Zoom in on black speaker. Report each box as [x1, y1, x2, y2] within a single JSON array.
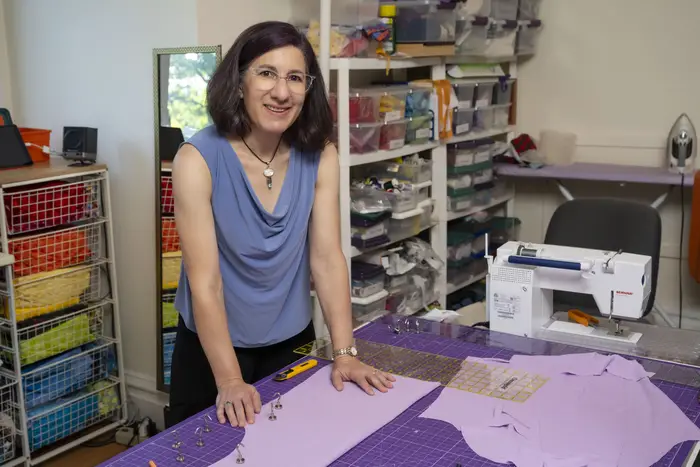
[[62, 126, 98, 166]]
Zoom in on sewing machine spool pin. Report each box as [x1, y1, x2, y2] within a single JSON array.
[[195, 427, 204, 447], [236, 443, 245, 464], [273, 392, 283, 410], [204, 414, 212, 433], [268, 401, 277, 421]]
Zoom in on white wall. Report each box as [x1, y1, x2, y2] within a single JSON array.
[[516, 0, 700, 328], [0, 0, 14, 113], [197, 0, 292, 50], [6, 0, 198, 407]]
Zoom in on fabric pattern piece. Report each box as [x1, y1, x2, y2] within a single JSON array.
[[420, 353, 700, 467], [211, 365, 440, 467]]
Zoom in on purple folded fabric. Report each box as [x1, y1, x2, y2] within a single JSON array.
[[420, 353, 700, 467], [211, 365, 440, 467]]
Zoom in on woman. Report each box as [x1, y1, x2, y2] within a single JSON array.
[[167, 21, 395, 429]]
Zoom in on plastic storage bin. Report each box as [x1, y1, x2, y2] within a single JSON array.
[[378, 159, 433, 184], [448, 190, 478, 212], [335, 122, 381, 154], [351, 217, 388, 241], [447, 173, 474, 196], [406, 84, 433, 117], [518, 0, 541, 19], [517, 20, 543, 55], [386, 189, 419, 213], [447, 139, 494, 168], [452, 80, 476, 109], [474, 106, 495, 131], [351, 262, 386, 298], [474, 80, 497, 107], [485, 20, 518, 57], [493, 104, 511, 128], [377, 86, 410, 122], [379, 119, 409, 150], [491, 0, 518, 20], [389, 211, 423, 240], [329, 89, 381, 123], [456, 0, 491, 17], [405, 114, 433, 144], [393, 0, 457, 44], [455, 16, 489, 55], [452, 108, 475, 135], [351, 289, 388, 323], [448, 159, 493, 176], [493, 78, 515, 105], [416, 185, 431, 204]]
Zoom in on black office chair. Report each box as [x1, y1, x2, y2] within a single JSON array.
[[544, 198, 661, 318]]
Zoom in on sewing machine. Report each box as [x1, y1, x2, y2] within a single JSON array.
[[486, 241, 652, 345]]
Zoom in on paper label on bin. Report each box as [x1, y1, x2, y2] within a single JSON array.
[[456, 123, 470, 134], [355, 223, 386, 239], [475, 150, 492, 164], [455, 154, 475, 166], [389, 139, 404, 150], [476, 98, 490, 107], [458, 101, 473, 110], [456, 200, 472, 211], [385, 110, 401, 122], [416, 128, 431, 139]]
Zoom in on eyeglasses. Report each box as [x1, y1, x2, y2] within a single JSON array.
[[248, 67, 315, 95]]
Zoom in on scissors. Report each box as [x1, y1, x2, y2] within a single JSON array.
[[568, 309, 599, 327]]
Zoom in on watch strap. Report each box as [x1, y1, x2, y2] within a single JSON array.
[[332, 346, 357, 359]]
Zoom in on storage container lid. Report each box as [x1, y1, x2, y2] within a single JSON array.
[[352, 261, 386, 281], [350, 288, 389, 305]]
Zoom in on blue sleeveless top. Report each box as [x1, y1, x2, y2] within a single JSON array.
[[174, 125, 320, 348]]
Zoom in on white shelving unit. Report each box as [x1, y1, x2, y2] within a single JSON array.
[[0, 162, 127, 466], [312, 0, 520, 335]]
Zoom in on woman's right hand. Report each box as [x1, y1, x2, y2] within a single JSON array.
[[215, 379, 262, 427]]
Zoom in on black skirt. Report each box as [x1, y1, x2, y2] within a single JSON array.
[[165, 316, 315, 428]]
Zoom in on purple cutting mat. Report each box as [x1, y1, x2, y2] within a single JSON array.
[[98, 321, 700, 467]]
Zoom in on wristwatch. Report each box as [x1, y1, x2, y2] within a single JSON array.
[[332, 346, 358, 360]]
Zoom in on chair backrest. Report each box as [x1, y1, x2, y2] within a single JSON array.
[[544, 198, 661, 317]]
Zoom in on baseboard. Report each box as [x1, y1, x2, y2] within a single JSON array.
[[125, 370, 169, 431]]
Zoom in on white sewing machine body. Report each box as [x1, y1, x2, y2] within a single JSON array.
[[487, 241, 652, 342]]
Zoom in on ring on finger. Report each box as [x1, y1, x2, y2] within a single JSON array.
[[225, 401, 233, 406]]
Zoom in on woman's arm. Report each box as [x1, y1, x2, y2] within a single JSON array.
[[173, 144, 241, 384], [172, 144, 261, 425], [309, 144, 394, 394], [309, 144, 354, 351]]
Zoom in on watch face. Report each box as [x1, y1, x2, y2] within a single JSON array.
[[350, 347, 358, 356]]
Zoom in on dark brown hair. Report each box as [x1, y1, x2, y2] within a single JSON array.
[[207, 21, 332, 153]]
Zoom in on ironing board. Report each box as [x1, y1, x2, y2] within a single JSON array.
[[494, 162, 693, 209]]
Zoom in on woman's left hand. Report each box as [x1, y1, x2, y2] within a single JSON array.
[[331, 357, 396, 395]]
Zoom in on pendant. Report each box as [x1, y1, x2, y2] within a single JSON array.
[[263, 166, 274, 190]]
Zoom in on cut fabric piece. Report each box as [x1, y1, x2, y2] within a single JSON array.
[[211, 364, 440, 467], [420, 353, 700, 467]]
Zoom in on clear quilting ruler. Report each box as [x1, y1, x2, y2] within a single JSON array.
[[294, 338, 548, 402]]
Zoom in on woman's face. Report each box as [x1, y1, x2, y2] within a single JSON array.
[[241, 46, 309, 136]]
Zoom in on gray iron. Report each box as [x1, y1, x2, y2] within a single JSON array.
[[667, 113, 696, 174]]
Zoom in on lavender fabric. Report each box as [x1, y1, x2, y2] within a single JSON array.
[[420, 353, 700, 467], [211, 365, 440, 467]]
